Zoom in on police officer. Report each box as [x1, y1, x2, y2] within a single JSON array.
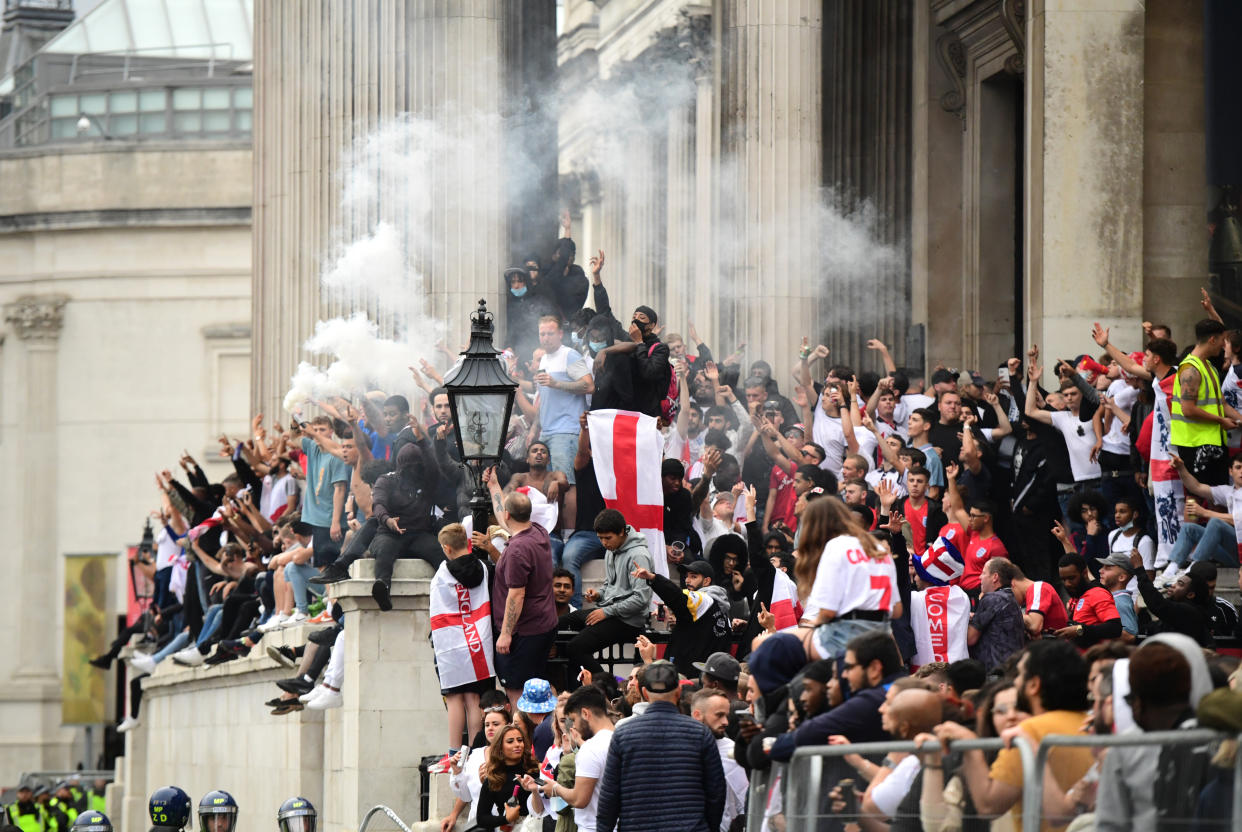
[[276, 798, 316, 832], [65, 779, 87, 814], [148, 786, 192, 832], [69, 811, 112, 832], [4, 784, 46, 832], [197, 792, 237, 832], [46, 784, 78, 832], [86, 782, 107, 815]]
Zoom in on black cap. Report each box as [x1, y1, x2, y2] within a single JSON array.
[[684, 560, 717, 582], [1188, 561, 1218, 582], [930, 368, 956, 385], [692, 651, 741, 683], [641, 660, 680, 693]]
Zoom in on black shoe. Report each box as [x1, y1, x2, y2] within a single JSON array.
[[204, 647, 238, 666], [267, 645, 297, 668], [264, 696, 286, 707], [89, 655, 112, 669], [271, 700, 304, 716], [277, 676, 315, 696], [310, 563, 350, 585], [371, 579, 392, 612], [309, 625, 342, 647]]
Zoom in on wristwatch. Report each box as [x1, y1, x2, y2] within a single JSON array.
[[1077, 624, 1084, 637]]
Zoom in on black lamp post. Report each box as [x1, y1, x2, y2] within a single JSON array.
[[443, 299, 519, 535]]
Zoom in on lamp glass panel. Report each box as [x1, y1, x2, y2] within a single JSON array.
[[453, 392, 508, 459]]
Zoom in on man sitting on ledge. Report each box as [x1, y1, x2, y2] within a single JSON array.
[[559, 509, 654, 677]]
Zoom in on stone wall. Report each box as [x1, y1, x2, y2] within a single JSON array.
[[113, 561, 453, 832]]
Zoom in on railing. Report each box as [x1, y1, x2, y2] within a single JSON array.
[[357, 805, 412, 832], [18, 769, 113, 787], [68, 43, 239, 84], [776, 732, 1242, 832]]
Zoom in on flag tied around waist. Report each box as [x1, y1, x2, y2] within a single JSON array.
[[429, 563, 495, 689], [587, 409, 668, 581]]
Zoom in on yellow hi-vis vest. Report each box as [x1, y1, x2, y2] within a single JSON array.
[[1171, 353, 1225, 447]]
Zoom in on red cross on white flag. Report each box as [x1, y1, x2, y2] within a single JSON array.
[[587, 409, 668, 579]]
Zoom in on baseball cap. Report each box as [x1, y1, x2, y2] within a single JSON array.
[[930, 368, 956, 386], [967, 371, 986, 387], [640, 660, 680, 693], [684, 560, 717, 582], [1099, 553, 1136, 574], [710, 491, 735, 507], [692, 651, 741, 683]]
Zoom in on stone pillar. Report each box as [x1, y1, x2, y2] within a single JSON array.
[[252, 1, 507, 416], [664, 98, 695, 338], [720, 0, 823, 371], [1, 294, 71, 781], [1143, 0, 1207, 339], [332, 559, 445, 830], [1026, 0, 1145, 359], [692, 61, 719, 349]]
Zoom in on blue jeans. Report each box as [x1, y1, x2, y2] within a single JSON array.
[[541, 432, 580, 485], [197, 604, 224, 646], [151, 630, 190, 664], [1168, 518, 1240, 567], [561, 530, 605, 607], [284, 561, 323, 613], [813, 618, 889, 661]]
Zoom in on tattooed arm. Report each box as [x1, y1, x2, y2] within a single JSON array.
[[496, 585, 525, 655]]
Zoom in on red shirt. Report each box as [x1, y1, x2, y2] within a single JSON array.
[[1024, 580, 1068, 632], [1067, 586, 1120, 626], [905, 499, 931, 555], [960, 532, 1008, 591], [768, 461, 798, 531]]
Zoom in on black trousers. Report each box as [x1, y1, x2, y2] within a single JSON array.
[[558, 609, 642, 676], [369, 528, 444, 585], [334, 517, 380, 569]]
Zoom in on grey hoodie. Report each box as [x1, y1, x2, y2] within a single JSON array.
[[599, 526, 655, 628]]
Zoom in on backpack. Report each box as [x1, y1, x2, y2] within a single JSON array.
[[648, 341, 680, 422]]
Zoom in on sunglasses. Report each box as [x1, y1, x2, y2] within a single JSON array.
[[483, 705, 508, 713]]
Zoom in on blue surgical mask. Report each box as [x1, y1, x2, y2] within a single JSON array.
[[589, 341, 607, 353], [1118, 520, 1134, 532], [570, 331, 584, 347], [510, 287, 527, 298]]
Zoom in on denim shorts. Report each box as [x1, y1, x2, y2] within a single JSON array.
[[813, 617, 890, 660], [540, 432, 579, 485]]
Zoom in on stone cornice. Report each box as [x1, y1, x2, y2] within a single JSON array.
[[4, 294, 67, 340]]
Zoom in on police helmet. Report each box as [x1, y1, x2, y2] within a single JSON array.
[[148, 787, 192, 832], [276, 797, 316, 832], [72, 812, 114, 832], [197, 791, 238, 832]]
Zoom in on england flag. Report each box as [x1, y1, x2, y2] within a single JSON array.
[[586, 409, 668, 579], [429, 564, 494, 689]]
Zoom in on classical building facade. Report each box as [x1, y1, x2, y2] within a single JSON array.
[[0, 0, 253, 780]]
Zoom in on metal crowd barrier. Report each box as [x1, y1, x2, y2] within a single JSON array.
[[776, 732, 1242, 832], [784, 737, 1035, 832], [357, 805, 412, 832], [1023, 730, 1242, 832]]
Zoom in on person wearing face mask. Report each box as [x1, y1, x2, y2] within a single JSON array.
[[505, 266, 557, 366], [366, 443, 449, 611], [589, 305, 672, 420]]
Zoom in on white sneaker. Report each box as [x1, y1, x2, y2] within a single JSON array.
[[285, 610, 309, 626], [172, 646, 206, 667], [258, 613, 289, 633], [306, 687, 342, 710], [117, 716, 140, 733], [300, 686, 326, 705], [1155, 563, 1184, 587], [128, 653, 157, 676]]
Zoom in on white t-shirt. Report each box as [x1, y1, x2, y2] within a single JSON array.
[[665, 428, 705, 465], [803, 535, 898, 619], [865, 468, 907, 500], [1108, 527, 1155, 593], [573, 729, 613, 832], [1049, 410, 1102, 482], [1101, 379, 1139, 456], [1208, 484, 1242, 566], [894, 394, 935, 429], [448, 747, 486, 827], [1224, 365, 1242, 450], [718, 737, 750, 832], [811, 404, 847, 477], [155, 525, 181, 571], [262, 472, 298, 520], [869, 755, 922, 818], [852, 426, 878, 472]]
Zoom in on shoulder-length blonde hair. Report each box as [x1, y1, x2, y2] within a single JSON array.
[[484, 724, 538, 793], [794, 497, 887, 600]]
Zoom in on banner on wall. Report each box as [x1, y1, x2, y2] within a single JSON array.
[[63, 554, 112, 724]]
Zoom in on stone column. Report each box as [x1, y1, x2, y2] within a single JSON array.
[[332, 559, 445, 830], [1, 294, 71, 780], [251, 1, 507, 416], [1026, 0, 1145, 359], [720, 0, 823, 371], [1143, 0, 1207, 338]]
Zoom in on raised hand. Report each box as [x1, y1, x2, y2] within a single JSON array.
[[704, 361, 720, 382], [1092, 323, 1110, 348], [811, 344, 830, 361], [865, 338, 887, 352], [589, 249, 605, 277]]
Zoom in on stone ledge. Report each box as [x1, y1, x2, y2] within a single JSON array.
[[137, 623, 326, 692]]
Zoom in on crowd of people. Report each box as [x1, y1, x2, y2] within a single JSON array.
[[85, 213, 1242, 831]]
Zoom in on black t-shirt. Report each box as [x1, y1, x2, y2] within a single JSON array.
[[929, 420, 963, 466], [664, 486, 694, 547], [575, 458, 607, 530]]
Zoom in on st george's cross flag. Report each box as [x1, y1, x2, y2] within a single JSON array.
[[586, 409, 668, 580], [769, 569, 804, 631], [429, 562, 495, 688]]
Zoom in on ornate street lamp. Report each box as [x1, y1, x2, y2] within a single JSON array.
[[443, 299, 519, 534]]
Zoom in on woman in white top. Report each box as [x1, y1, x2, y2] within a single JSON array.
[[793, 497, 902, 660], [442, 708, 511, 832]]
